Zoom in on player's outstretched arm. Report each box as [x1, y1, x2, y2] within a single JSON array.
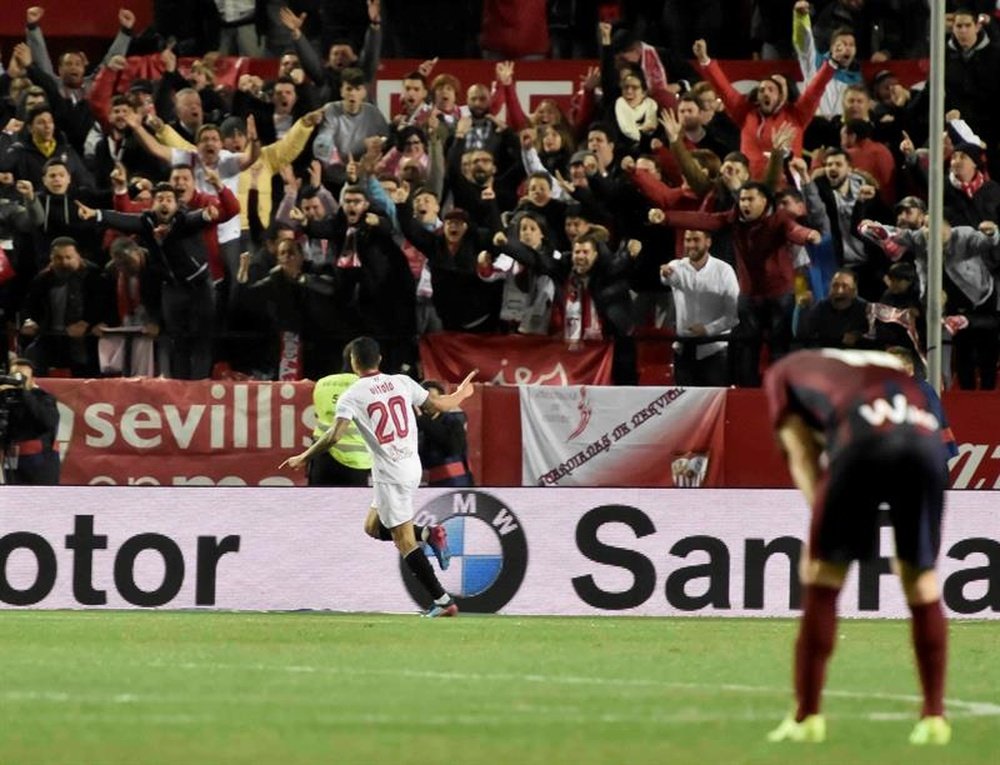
[[424, 370, 478, 414], [279, 417, 352, 470]]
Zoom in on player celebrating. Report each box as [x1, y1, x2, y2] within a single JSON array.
[[763, 349, 951, 745], [281, 336, 477, 617]]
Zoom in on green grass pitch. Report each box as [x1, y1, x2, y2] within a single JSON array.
[[1, 612, 997, 764]]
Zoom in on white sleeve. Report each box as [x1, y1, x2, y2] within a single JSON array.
[[169, 148, 191, 167], [403, 376, 429, 408], [334, 389, 358, 422]]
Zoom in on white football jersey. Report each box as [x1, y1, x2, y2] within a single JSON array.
[[335, 372, 429, 485]]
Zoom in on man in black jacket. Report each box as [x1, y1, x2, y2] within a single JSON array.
[[303, 185, 417, 372], [19, 237, 105, 377], [76, 184, 219, 379]]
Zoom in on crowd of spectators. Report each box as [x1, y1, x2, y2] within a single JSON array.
[[2, 1, 1000, 388]]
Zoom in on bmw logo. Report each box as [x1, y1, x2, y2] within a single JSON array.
[[402, 490, 528, 613]]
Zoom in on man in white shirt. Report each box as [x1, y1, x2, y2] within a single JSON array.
[[660, 229, 739, 386], [280, 336, 477, 617]]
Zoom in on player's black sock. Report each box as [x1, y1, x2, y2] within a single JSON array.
[[403, 548, 446, 600], [375, 522, 393, 541], [413, 524, 427, 543]]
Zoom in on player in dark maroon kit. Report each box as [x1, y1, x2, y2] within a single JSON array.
[[763, 349, 951, 746]]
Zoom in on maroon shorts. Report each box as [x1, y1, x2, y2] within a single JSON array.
[[810, 430, 946, 570]]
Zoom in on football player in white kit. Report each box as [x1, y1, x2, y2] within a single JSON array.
[[281, 337, 477, 617]]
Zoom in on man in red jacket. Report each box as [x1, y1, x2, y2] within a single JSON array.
[[653, 181, 821, 386], [692, 38, 836, 178]]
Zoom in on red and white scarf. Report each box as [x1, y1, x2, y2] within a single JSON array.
[[563, 275, 603, 344], [950, 169, 985, 199]]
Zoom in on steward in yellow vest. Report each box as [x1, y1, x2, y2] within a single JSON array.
[[308, 371, 372, 486]]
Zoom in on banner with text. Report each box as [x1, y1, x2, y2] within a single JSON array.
[[43, 378, 317, 487], [520, 386, 726, 486], [420, 332, 613, 386], [2, 488, 995, 619]]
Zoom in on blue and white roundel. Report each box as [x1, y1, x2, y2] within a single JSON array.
[[427, 515, 504, 597]]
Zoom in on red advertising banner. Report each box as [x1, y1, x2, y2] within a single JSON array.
[[43, 378, 316, 487], [0, 1, 153, 38], [941, 391, 1000, 490], [419, 332, 614, 386], [34, 378, 997, 489]]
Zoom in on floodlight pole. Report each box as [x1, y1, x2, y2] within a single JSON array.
[[926, 3, 945, 391]]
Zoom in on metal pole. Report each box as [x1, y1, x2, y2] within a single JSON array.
[[926, 2, 945, 391]]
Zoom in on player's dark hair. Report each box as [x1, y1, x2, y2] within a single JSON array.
[[351, 336, 381, 370]]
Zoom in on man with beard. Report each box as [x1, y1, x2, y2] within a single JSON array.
[[21, 8, 135, 151], [90, 95, 167, 186], [692, 37, 835, 178], [555, 231, 638, 384], [796, 268, 869, 349], [19, 237, 104, 376], [301, 186, 416, 372], [113, 164, 239, 288], [659, 229, 739, 385], [460, 83, 502, 153], [75, 184, 220, 379], [812, 146, 888, 299], [128, 113, 260, 291], [656, 181, 822, 386], [671, 93, 732, 163]]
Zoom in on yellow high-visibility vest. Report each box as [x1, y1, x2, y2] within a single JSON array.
[[312, 373, 372, 470]]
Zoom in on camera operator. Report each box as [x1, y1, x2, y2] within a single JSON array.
[[0, 358, 61, 485]]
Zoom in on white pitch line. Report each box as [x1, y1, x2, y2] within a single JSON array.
[[6, 660, 999, 722]]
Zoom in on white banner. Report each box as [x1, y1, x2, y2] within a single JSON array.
[[519, 386, 727, 487], [1, 488, 996, 618]]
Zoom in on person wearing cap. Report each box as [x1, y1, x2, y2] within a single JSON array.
[[691, 36, 835, 178], [944, 141, 1000, 229], [0, 357, 61, 485], [400, 199, 503, 334]]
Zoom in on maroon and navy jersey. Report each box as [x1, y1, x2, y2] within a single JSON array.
[[764, 349, 942, 463]]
